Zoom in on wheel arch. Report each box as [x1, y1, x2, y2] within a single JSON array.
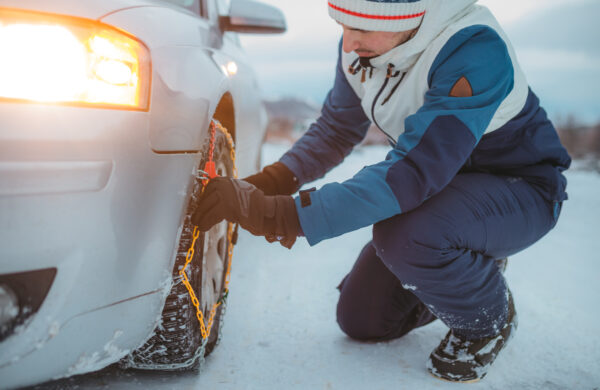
[[212, 92, 236, 145]]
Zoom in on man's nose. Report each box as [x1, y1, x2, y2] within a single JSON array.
[[342, 31, 359, 53]]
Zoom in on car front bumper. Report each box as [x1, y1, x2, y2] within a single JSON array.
[[0, 102, 201, 387]]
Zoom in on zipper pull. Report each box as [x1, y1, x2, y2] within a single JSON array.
[[386, 63, 401, 79], [361, 68, 367, 83], [348, 57, 361, 75], [386, 64, 394, 79]]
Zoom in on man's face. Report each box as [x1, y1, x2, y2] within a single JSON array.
[[340, 23, 417, 57]]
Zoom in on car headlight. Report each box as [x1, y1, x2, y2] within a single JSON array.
[[0, 8, 151, 110]]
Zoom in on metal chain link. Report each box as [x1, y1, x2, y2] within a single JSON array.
[[179, 120, 237, 340]]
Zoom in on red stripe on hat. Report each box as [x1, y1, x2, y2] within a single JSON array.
[[328, 2, 425, 20]]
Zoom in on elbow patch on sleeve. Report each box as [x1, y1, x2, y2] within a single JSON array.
[[449, 76, 473, 98], [385, 115, 476, 212]]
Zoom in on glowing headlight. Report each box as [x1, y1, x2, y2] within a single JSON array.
[[0, 9, 151, 110]]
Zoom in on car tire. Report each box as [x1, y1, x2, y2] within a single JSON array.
[[122, 125, 234, 370]]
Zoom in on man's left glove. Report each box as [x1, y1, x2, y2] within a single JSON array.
[[191, 177, 301, 249]]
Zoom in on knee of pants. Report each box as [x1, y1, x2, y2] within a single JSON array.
[[372, 212, 451, 275], [336, 290, 385, 341]]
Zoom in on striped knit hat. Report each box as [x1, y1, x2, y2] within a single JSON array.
[[328, 0, 426, 32]]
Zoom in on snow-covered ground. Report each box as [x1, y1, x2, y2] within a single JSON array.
[[32, 143, 600, 390]]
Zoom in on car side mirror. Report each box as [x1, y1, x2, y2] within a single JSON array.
[[220, 0, 286, 34]]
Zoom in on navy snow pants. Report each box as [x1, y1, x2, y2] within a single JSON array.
[[336, 173, 561, 341]]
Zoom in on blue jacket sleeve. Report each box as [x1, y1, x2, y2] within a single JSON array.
[[278, 40, 371, 185], [296, 26, 515, 245]]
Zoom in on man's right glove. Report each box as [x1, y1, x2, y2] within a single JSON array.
[[243, 162, 300, 196], [191, 177, 300, 249]]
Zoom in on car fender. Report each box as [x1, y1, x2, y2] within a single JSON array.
[[101, 6, 232, 153]]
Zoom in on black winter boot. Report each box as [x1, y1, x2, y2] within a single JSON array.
[[427, 291, 517, 383]]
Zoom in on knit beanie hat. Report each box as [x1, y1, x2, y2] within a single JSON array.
[[328, 0, 426, 32]]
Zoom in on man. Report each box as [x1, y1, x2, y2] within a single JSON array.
[[192, 0, 571, 382]]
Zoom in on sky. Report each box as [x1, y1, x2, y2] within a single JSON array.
[[239, 0, 600, 125]]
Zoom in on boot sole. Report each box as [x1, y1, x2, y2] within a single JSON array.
[[428, 371, 481, 384]]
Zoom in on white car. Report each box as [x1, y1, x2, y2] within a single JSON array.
[[0, 0, 285, 388]]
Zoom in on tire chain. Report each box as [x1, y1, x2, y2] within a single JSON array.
[[122, 120, 236, 370], [180, 120, 237, 340]]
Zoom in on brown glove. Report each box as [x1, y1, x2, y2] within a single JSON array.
[[243, 162, 300, 196], [191, 177, 300, 249]]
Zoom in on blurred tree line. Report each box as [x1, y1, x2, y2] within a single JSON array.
[[556, 116, 600, 160]]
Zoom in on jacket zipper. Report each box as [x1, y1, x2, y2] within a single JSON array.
[[371, 64, 403, 144], [382, 72, 407, 106]]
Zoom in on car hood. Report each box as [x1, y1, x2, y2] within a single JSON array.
[[0, 0, 181, 20]]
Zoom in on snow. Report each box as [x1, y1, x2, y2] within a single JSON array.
[[64, 330, 129, 378], [0, 285, 19, 327], [33, 143, 600, 389]]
